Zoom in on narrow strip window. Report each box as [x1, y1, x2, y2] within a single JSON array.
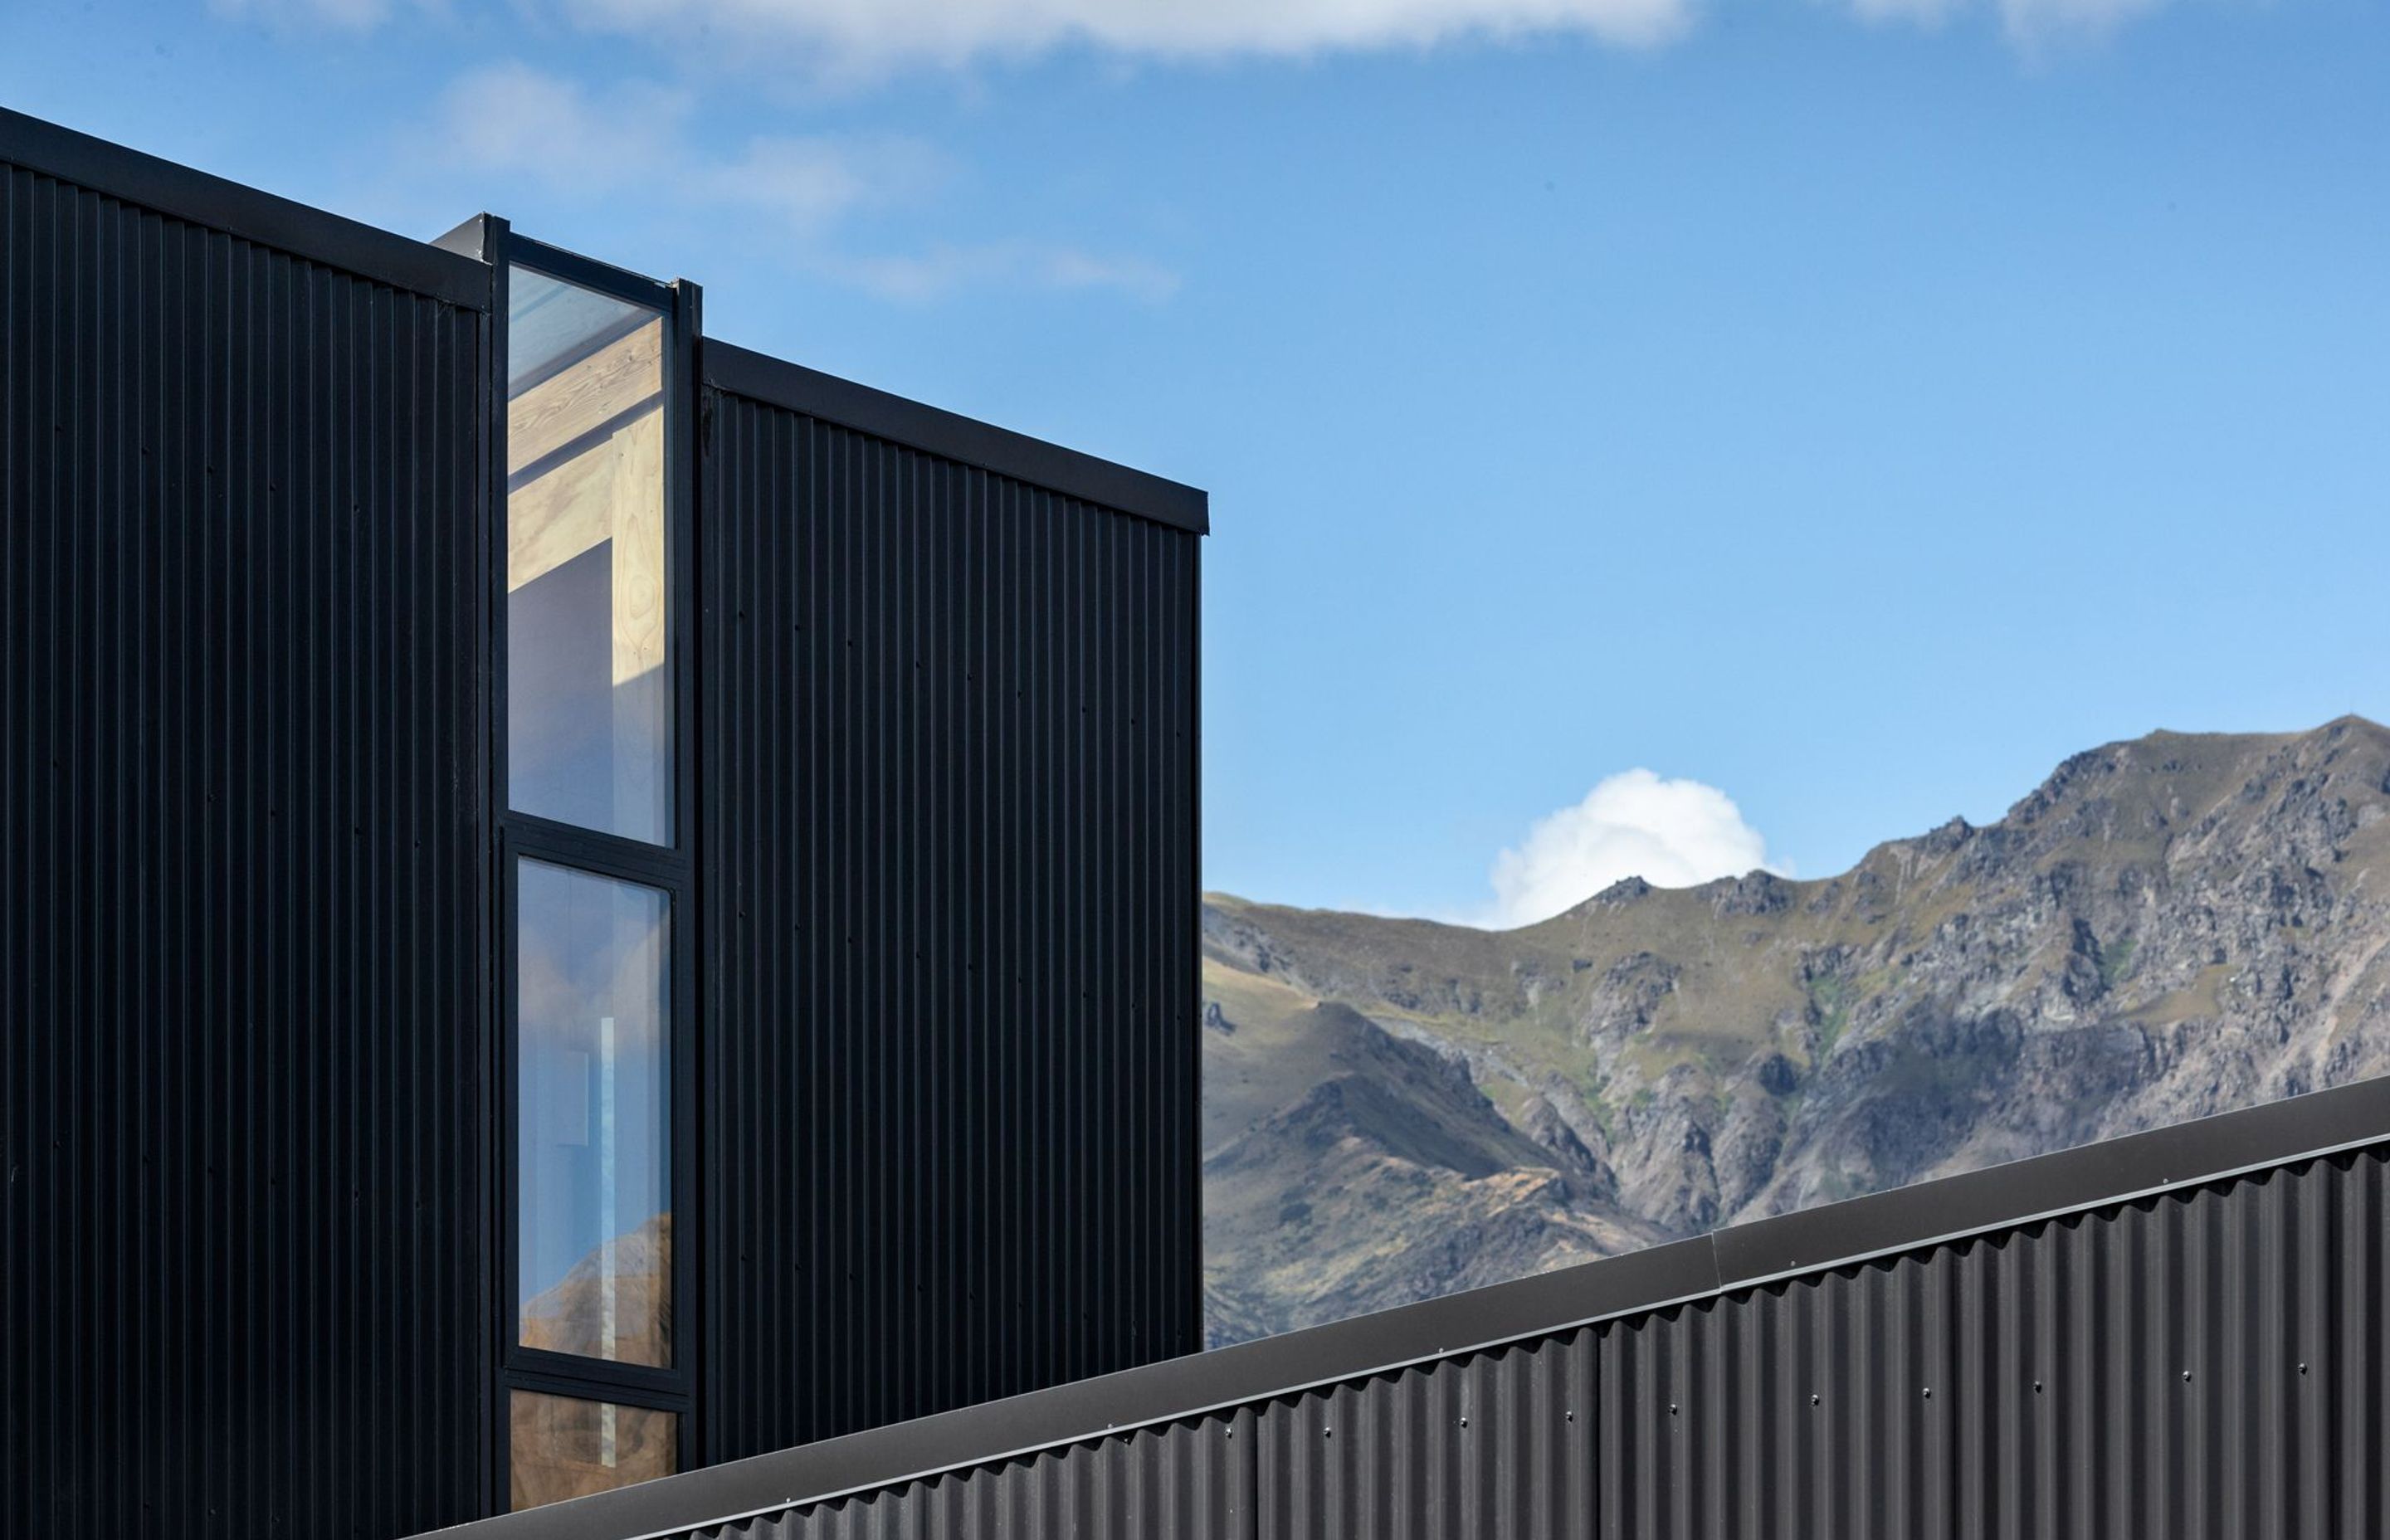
[[506, 269, 672, 845], [516, 858, 672, 1367], [494, 236, 693, 1512]]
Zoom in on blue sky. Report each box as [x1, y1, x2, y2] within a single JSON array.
[[9, 0, 2387, 924]]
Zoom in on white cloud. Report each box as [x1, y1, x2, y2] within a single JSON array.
[[554, 0, 1693, 73], [227, 0, 2187, 65], [420, 63, 1172, 300], [209, 0, 400, 29], [1843, 0, 1965, 22], [1841, 0, 2176, 46], [1475, 768, 1783, 929], [432, 63, 692, 195], [690, 136, 949, 236], [1994, 0, 2172, 46], [827, 240, 1183, 303]]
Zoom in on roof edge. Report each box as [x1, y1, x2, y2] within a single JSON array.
[[704, 340, 1209, 536], [0, 108, 489, 309], [419, 1075, 2390, 1540]]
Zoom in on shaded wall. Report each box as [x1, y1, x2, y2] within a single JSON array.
[[0, 125, 492, 1536], [697, 357, 1205, 1464], [2, 110, 1211, 1537]]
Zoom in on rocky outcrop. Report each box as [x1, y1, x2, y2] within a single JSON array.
[[1202, 719, 2390, 1343]]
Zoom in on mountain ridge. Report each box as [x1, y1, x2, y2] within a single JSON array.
[[1201, 717, 2390, 1343]]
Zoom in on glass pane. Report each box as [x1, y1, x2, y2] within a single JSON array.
[[517, 859, 671, 1366], [510, 1391, 676, 1511], [507, 266, 671, 845]]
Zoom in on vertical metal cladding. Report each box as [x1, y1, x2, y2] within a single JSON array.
[[0, 160, 488, 1537], [700, 386, 1202, 1464]]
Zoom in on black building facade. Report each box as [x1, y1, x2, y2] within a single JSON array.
[[0, 110, 1203, 1538]]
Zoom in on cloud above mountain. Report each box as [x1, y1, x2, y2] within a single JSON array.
[[1478, 768, 1781, 929]]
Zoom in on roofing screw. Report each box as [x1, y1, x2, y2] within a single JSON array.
[[1669, 1403, 1679, 1416], [1565, 1411, 1575, 1422], [1459, 1416, 1469, 1428], [2183, 1371, 2193, 1383], [2033, 1382, 2043, 1394], [1810, 1395, 1820, 1407], [1922, 1387, 1933, 1400], [2300, 1363, 2310, 1376]]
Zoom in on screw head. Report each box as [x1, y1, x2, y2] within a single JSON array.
[[1922, 1387, 1933, 1399], [2183, 1370, 2193, 1383], [1810, 1394, 1820, 1406]]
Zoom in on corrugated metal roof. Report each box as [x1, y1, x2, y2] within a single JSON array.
[[417, 1075, 2390, 1540]]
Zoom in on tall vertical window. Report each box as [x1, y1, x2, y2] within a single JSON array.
[[507, 268, 672, 845], [495, 236, 695, 1513], [516, 860, 671, 1367]]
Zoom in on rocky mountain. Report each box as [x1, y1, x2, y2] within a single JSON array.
[[1202, 718, 2390, 1344], [520, 1211, 673, 1366]]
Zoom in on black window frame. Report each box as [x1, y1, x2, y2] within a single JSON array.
[[488, 227, 703, 1504]]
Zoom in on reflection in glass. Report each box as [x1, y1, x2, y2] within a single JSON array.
[[517, 859, 671, 1366], [510, 1391, 676, 1511], [507, 267, 671, 844]]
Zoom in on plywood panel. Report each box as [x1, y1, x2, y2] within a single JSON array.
[[507, 410, 666, 675], [510, 317, 664, 477]]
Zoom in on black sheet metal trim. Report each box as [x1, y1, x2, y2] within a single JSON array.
[[412, 1073, 2390, 1540], [435, 212, 501, 264], [0, 106, 489, 308], [702, 340, 1210, 536]]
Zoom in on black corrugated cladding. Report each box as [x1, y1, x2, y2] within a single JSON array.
[[696, 344, 1206, 1465], [1261, 1332, 1598, 1538], [0, 115, 493, 1538], [1589, 1158, 2385, 1539], [418, 1079, 2390, 1540], [1274, 1153, 2390, 1538]]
